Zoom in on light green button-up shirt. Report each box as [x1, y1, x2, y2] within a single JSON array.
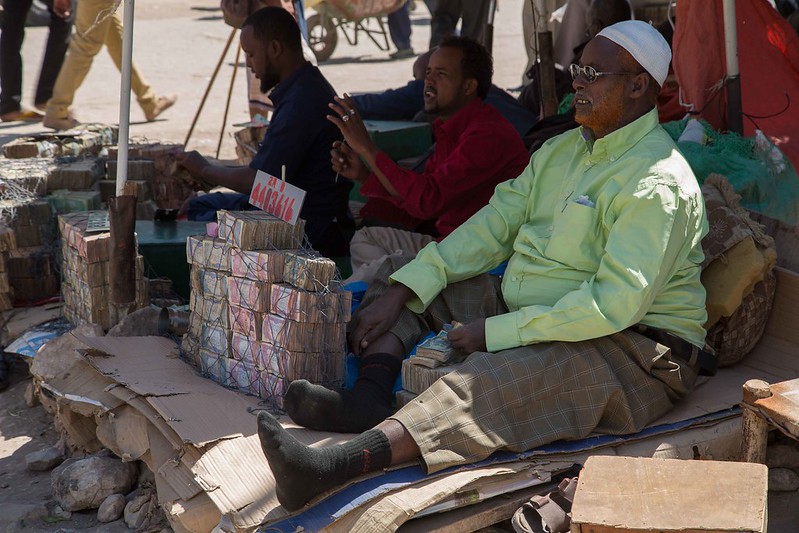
[[391, 108, 708, 352]]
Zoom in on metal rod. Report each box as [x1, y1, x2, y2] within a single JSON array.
[[116, 0, 136, 196], [722, 0, 743, 134], [216, 41, 241, 159], [184, 27, 237, 148]]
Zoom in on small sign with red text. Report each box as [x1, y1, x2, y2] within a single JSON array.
[[249, 170, 306, 225]]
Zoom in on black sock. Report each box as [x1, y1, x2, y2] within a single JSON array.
[[256, 411, 392, 511], [284, 352, 402, 433]]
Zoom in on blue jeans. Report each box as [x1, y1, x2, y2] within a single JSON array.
[[387, 0, 412, 51]]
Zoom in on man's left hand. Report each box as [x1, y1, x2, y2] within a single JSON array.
[[327, 94, 377, 159], [447, 319, 487, 354]]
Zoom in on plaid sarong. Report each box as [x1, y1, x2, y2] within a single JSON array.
[[353, 255, 698, 474]]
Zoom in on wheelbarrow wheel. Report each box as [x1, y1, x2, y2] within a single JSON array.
[[307, 13, 338, 62]]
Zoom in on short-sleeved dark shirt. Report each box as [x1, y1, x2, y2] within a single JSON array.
[[250, 62, 352, 246]]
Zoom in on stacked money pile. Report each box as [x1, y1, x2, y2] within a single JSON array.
[[1, 123, 116, 159], [0, 199, 54, 248], [0, 158, 53, 198], [233, 124, 268, 165], [182, 210, 351, 409], [0, 224, 17, 310], [396, 325, 465, 407], [58, 212, 148, 329], [8, 246, 58, 303], [107, 142, 194, 210]]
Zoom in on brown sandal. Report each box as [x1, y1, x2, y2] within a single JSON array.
[[511, 476, 578, 533]]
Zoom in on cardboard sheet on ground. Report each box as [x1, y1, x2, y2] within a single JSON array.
[[39, 267, 799, 532]]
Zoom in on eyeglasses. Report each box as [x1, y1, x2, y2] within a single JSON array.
[[568, 64, 643, 83]]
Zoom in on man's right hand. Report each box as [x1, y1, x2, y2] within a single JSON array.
[[350, 283, 414, 356], [175, 150, 210, 178], [331, 141, 369, 183]]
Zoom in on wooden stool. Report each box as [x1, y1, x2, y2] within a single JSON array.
[[741, 378, 799, 463], [571, 456, 768, 533]]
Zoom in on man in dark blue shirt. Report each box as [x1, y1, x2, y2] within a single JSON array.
[[177, 7, 353, 257]]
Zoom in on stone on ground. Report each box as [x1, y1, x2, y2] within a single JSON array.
[[51, 455, 139, 511], [98, 493, 127, 523], [25, 445, 64, 471]]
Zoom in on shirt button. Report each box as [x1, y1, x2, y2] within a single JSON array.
[[511, 276, 518, 282], [609, 156, 616, 161]]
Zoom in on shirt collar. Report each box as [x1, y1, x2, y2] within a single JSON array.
[[579, 107, 660, 161], [270, 61, 312, 105], [432, 98, 483, 142]]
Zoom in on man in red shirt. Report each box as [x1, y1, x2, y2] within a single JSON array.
[[330, 37, 530, 283]]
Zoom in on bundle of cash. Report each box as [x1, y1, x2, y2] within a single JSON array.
[[189, 293, 229, 329], [2, 136, 57, 158], [47, 190, 102, 214], [227, 276, 270, 312], [217, 210, 305, 250], [229, 247, 285, 282], [47, 158, 104, 191], [401, 358, 463, 395], [283, 251, 336, 291], [410, 322, 463, 367], [395, 389, 417, 409], [0, 225, 17, 253], [198, 323, 231, 356], [226, 357, 259, 394], [186, 235, 231, 271], [229, 304, 264, 341], [261, 314, 346, 353], [269, 283, 351, 323], [199, 348, 226, 382], [190, 267, 228, 300], [106, 159, 156, 182], [0, 158, 53, 196]]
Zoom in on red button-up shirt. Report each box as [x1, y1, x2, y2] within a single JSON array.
[[359, 98, 531, 239]]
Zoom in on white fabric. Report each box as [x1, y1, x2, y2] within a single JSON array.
[[597, 20, 671, 86]]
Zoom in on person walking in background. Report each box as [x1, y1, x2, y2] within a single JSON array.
[[387, 0, 414, 59], [42, 0, 176, 130], [428, 0, 490, 48], [0, 0, 73, 122]]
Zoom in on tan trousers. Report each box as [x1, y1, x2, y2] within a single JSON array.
[[346, 226, 435, 285], [46, 0, 157, 119]]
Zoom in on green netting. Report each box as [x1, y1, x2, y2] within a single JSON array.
[[663, 118, 799, 225]]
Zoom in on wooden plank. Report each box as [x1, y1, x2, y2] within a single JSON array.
[[397, 480, 560, 533], [762, 267, 799, 344]]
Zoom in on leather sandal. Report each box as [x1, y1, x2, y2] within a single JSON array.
[[511, 476, 578, 533], [1, 108, 44, 122]]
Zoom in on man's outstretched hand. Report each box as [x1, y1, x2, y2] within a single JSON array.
[[447, 319, 487, 354], [350, 283, 414, 356]]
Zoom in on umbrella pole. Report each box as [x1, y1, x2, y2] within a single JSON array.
[[723, 0, 743, 134], [110, 0, 138, 327]]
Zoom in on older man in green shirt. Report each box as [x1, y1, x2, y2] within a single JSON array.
[[255, 21, 713, 512]]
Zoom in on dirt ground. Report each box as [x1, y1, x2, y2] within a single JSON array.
[[0, 356, 132, 532], [2, 1, 799, 531]]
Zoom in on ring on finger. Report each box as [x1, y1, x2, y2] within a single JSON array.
[[342, 114, 350, 122], [347, 108, 356, 117]]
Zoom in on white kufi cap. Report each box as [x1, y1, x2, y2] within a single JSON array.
[[596, 20, 671, 87]]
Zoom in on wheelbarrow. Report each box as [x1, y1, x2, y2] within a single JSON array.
[[305, 0, 406, 61]]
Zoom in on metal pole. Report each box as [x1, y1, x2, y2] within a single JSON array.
[[109, 0, 138, 326], [722, 0, 743, 134], [116, 0, 135, 195]]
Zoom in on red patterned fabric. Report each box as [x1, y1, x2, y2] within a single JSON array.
[[671, 0, 799, 170]]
